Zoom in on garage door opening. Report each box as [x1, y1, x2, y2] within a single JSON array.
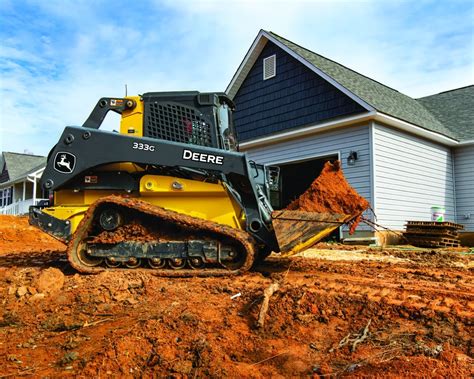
[[275, 154, 338, 209], [274, 154, 339, 240]]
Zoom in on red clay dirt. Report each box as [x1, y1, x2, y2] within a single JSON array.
[[0, 215, 473, 378], [286, 160, 370, 233], [0, 215, 66, 254]]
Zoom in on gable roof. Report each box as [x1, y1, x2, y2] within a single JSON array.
[[1, 152, 46, 184], [417, 86, 474, 141], [227, 30, 472, 144]]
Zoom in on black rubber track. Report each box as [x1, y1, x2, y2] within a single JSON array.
[[68, 195, 256, 276]]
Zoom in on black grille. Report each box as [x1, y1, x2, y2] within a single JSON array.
[[145, 101, 213, 147]]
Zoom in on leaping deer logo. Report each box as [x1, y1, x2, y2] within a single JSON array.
[[54, 152, 76, 174], [57, 154, 71, 171]]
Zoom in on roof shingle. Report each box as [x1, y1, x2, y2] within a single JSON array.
[[268, 31, 471, 141], [1, 152, 46, 184], [417, 86, 474, 141]]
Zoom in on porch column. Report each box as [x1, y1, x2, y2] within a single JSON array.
[[22, 181, 26, 201], [32, 178, 37, 204]]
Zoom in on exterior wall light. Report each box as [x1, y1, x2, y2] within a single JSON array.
[[347, 151, 358, 166]]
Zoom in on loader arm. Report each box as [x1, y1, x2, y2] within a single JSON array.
[[82, 98, 136, 129], [40, 126, 278, 250]]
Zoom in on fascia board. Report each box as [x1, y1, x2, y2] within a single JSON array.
[[374, 113, 459, 147]]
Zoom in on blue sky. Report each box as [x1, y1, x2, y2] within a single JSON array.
[[1, 0, 473, 155]]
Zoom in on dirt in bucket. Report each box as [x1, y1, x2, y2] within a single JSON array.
[[286, 160, 370, 233]]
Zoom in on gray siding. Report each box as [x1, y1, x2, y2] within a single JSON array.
[[373, 123, 455, 230], [243, 124, 373, 232], [454, 146, 474, 231]]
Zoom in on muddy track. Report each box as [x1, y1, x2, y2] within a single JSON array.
[[269, 259, 474, 321], [68, 195, 257, 276]]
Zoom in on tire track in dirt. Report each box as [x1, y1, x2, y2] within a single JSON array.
[[281, 261, 474, 321]]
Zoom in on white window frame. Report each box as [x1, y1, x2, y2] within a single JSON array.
[[1, 187, 12, 207], [263, 54, 276, 80]]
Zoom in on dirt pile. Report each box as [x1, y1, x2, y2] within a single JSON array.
[[286, 160, 370, 233], [0, 215, 66, 255]]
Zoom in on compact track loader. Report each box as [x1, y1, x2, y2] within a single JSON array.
[[29, 92, 357, 275]]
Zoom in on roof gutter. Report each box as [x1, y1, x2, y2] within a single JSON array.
[[374, 113, 459, 147], [457, 139, 474, 146], [238, 111, 461, 150], [0, 166, 46, 188], [0, 176, 32, 188]]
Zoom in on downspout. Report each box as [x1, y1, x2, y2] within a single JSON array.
[[451, 149, 457, 223]]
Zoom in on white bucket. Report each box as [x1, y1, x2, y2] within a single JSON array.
[[431, 206, 445, 222]]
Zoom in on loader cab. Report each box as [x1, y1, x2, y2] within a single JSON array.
[[83, 91, 239, 153], [140, 91, 238, 152]]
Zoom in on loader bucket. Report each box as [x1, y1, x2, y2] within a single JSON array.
[[272, 210, 355, 256]]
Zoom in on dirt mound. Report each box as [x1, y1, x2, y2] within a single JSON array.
[[0, 215, 66, 255], [286, 160, 370, 233]]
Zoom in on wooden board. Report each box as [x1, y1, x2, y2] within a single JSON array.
[[404, 229, 459, 238], [406, 221, 464, 230], [404, 235, 460, 248]]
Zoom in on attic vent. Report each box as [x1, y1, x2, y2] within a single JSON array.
[[263, 55, 276, 80]]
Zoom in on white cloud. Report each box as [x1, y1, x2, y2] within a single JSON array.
[[0, 0, 472, 155]]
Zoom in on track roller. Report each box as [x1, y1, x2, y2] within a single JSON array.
[[169, 258, 186, 269]]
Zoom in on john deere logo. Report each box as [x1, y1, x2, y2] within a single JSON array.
[[54, 152, 76, 174]]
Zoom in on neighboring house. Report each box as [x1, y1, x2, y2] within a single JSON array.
[[0, 152, 47, 215], [226, 30, 474, 244]]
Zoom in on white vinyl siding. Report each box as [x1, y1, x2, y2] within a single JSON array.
[[373, 123, 455, 230], [242, 124, 373, 231], [454, 146, 474, 231]]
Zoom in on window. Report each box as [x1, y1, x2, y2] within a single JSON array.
[[0, 187, 12, 207], [263, 54, 276, 80]]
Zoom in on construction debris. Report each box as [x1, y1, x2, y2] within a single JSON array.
[[256, 281, 281, 328], [404, 221, 464, 248], [330, 319, 372, 353]]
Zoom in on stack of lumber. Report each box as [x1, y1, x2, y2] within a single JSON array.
[[404, 221, 464, 248]]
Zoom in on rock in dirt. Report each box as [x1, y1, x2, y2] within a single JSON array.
[[172, 360, 193, 375], [16, 286, 28, 297], [33, 268, 65, 294], [28, 293, 46, 302]]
